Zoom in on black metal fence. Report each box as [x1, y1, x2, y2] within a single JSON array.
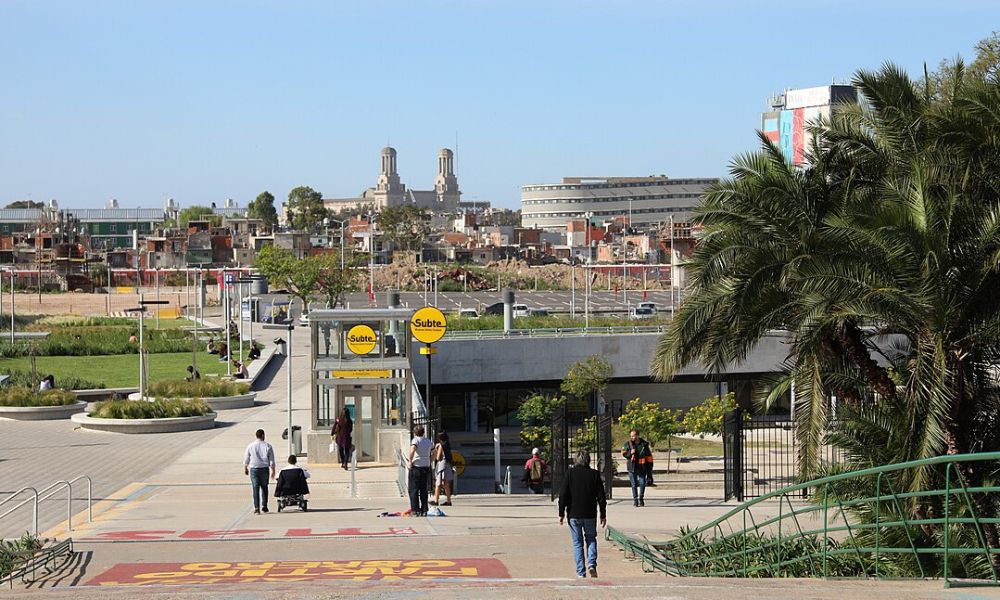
[[723, 408, 842, 501], [549, 405, 613, 501]]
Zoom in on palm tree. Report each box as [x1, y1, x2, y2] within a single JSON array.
[[653, 63, 1000, 492]]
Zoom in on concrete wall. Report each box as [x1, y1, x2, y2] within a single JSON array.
[[412, 331, 791, 386]]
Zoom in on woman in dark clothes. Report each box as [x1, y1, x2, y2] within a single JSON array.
[[331, 408, 353, 470]]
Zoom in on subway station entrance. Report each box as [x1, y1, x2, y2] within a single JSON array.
[[306, 308, 420, 464]]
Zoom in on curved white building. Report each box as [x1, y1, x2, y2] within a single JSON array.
[[520, 176, 716, 230]]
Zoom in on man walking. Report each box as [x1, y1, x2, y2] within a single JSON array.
[[558, 450, 607, 578], [244, 429, 275, 514], [523, 448, 547, 494], [408, 424, 433, 516], [622, 428, 653, 507]]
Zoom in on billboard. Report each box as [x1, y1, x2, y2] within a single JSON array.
[[785, 86, 831, 110]]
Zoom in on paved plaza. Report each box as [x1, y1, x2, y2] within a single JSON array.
[[3, 317, 1000, 598]]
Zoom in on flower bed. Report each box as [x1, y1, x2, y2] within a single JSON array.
[[0, 388, 86, 420], [141, 380, 257, 410], [73, 398, 217, 433]]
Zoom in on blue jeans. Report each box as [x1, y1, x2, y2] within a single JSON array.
[[629, 470, 646, 502], [568, 518, 597, 576], [249, 467, 269, 510]]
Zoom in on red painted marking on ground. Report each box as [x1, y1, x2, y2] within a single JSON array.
[[85, 559, 510, 586], [77, 527, 419, 542]]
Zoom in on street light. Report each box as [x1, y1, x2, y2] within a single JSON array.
[[263, 321, 295, 457], [127, 298, 170, 399]]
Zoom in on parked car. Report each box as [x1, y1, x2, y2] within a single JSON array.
[[512, 303, 529, 318], [484, 302, 504, 316], [629, 307, 656, 320], [638, 301, 657, 314], [527, 308, 549, 317], [458, 308, 480, 319]]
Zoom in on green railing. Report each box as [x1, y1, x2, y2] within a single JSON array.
[[607, 451, 1000, 587]]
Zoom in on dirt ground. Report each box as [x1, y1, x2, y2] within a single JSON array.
[[7, 288, 219, 317]]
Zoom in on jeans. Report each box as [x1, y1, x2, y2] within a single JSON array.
[[629, 470, 646, 502], [408, 466, 430, 513], [568, 518, 598, 576], [249, 467, 270, 510], [338, 443, 351, 468]]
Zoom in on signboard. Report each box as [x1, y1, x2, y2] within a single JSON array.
[[784, 85, 831, 110], [410, 306, 447, 344], [331, 370, 391, 379], [224, 273, 235, 284], [86, 558, 509, 586], [346, 325, 377, 355]]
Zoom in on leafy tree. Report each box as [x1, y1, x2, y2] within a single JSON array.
[[248, 191, 278, 230], [4, 200, 43, 209], [377, 205, 430, 252], [560, 355, 613, 400], [286, 186, 326, 232], [178, 206, 220, 227], [681, 393, 736, 438], [254, 245, 320, 310], [516, 392, 566, 454], [618, 398, 679, 448], [924, 31, 1000, 99], [314, 252, 359, 309]]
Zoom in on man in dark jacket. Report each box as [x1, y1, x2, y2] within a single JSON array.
[[558, 450, 607, 578], [622, 429, 653, 507]]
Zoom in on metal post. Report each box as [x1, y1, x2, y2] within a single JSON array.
[[10, 270, 15, 344], [155, 269, 160, 328], [571, 265, 575, 318], [351, 447, 357, 498], [138, 294, 145, 400], [237, 277, 244, 363], [340, 224, 345, 271], [286, 325, 293, 458], [669, 215, 676, 313], [493, 427, 501, 492], [225, 273, 231, 377], [425, 343, 433, 419], [585, 266, 590, 328]]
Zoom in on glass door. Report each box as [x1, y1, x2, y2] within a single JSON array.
[[360, 390, 375, 460]]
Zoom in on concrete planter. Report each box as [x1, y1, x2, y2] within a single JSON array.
[[127, 392, 256, 410], [71, 411, 217, 434], [0, 401, 87, 421]]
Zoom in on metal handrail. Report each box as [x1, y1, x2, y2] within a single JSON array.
[[0, 475, 93, 537], [395, 449, 408, 497], [443, 325, 667, 340], [0, 487, 38, 537], [606, 451, 1000, 587]]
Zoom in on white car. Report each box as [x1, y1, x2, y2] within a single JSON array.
[[629, 307, 656, 320], [458, 308, 480, 319], [512, 303, 529, 318], [638, 301, 658, 314]]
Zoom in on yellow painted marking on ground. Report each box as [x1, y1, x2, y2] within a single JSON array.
[[40, 482, 149, 538]]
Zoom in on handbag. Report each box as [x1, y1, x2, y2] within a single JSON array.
[[329, 441, 337, 454]]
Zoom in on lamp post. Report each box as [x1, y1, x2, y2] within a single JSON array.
[[367, 213, 376, 304], [237, 276, 255, 361], [263, 321, 295, 457], [128, 298, 170, 399], [326, 217, 347, 271]]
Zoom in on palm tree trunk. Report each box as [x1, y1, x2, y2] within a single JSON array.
[[837, 322, 897, 401]]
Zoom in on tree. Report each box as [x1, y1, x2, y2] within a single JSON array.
[[314, 252, 359, 309], [618, 398, 680, 448], [254, 245, 320, 310], [377, 205, 430, 252], [924, 32, 1000, 99], [516, 392, 566, 454], [653, 61, 1000, 558], [561, 355, 613, 400], [4, 200, 43, 209], [248, 191, 278, 230], [178, 206, 220, 227], [286, 186, 326, 232], [681, 393, 736, 438]]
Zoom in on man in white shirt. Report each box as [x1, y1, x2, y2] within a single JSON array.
[[408, 424, 434, 516], [243, 429, 275, 514]]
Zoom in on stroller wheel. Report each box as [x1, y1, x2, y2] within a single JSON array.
[[277, 504, 283, 512], [301, 501, 308, 511]]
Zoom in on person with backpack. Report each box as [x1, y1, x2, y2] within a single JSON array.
[[524, 448, 547, 494], [621, 429, 653, 507]]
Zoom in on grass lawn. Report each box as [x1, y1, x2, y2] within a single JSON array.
[[0, 350, 232, 388]]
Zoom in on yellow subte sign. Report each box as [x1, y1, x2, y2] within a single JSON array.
[[346, 324, 377, 355], [410, 307, 447, 344]]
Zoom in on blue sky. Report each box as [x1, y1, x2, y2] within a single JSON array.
[[0, 1, 996, 210]]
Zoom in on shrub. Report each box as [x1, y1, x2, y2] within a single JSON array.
[[682, 392, 737, 438], [0, 534, 43, 579], [617, 398, 680, 448], [0, 369, 104, 390], [0, 388, 78, 407], [147, 379, 250, 399], [90, 398, 212, 419]]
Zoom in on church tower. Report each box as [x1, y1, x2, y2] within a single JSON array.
[[374, 147, 405, 208], [434, 148, 460, 210]]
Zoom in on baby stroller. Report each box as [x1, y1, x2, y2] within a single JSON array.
[[275, 466, 310, 512]]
